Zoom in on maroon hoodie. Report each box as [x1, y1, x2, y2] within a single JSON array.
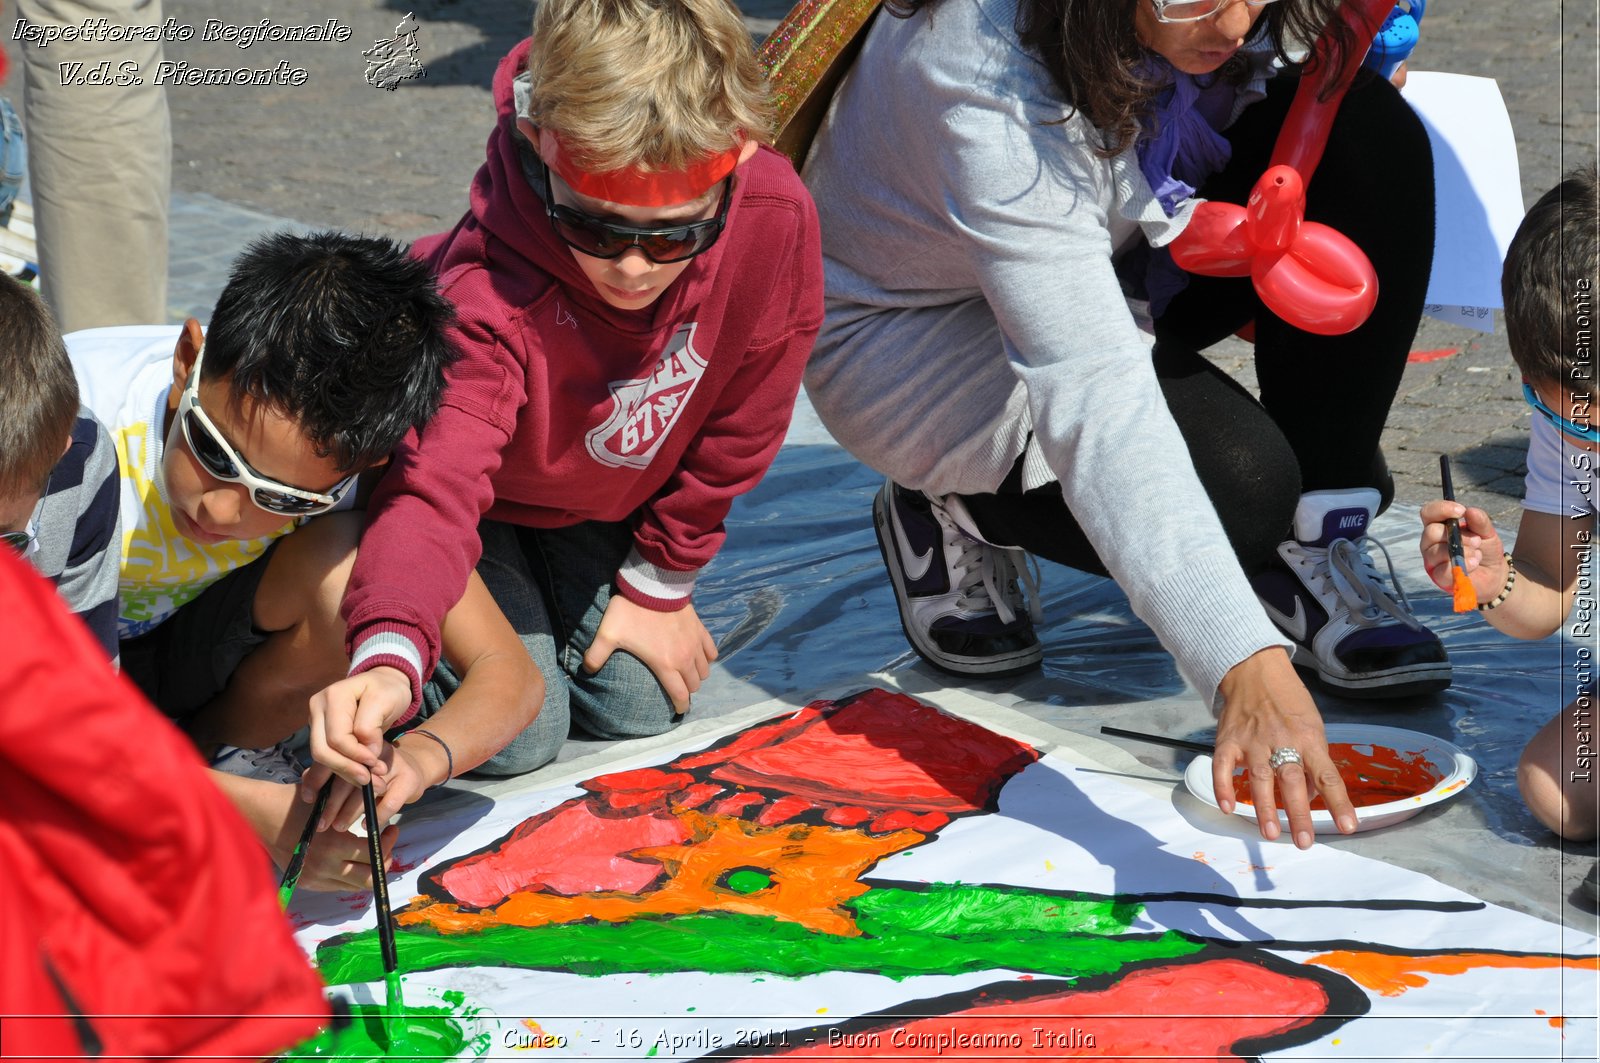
[[341, 40, 823, 710]]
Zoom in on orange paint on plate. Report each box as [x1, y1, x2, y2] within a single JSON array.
[[1307, 950, 1600, 997], [1232, 743, 1441, 810]]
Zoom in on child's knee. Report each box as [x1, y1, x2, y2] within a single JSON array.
[[1517, 738, 1598, 842], [571, 652, 677, 740], [476, 688, 570, 777]]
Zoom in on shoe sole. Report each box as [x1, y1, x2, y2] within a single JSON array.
[[872, 488, 1043, 678], [1288, 645, 1453, 699]]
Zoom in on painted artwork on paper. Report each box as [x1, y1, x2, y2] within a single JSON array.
[[290, 689, 1599, 1059]]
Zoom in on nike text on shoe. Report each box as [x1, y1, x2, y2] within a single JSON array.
[[1252, 487, 1450, 698], [872, 478, 1043, 677], [210, 741, 305, 786]]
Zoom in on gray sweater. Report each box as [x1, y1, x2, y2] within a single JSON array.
[[802, 0, 1290, 708]]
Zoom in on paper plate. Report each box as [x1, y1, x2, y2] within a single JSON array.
[[1182, 723, 1477, 835]]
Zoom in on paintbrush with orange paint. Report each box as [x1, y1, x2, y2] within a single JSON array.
[[1439, 454, 1478, 612]]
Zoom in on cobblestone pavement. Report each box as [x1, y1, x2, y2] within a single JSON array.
[[3, 0, 1597, 528]]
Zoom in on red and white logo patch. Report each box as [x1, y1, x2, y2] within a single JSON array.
[[585, 323, 708, 469]]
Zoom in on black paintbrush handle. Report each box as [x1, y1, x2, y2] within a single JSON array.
[[1100, 725, 1214, 755], [1439, 454, 1467, 560], [278, 777, 335, 906], [363, 781, 399, 973]]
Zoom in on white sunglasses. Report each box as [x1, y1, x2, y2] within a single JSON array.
[[1150, 0, 1280, 24], [177, 343, 355, 516]]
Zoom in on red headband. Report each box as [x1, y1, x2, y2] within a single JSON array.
[[541, 131, 741, 207]]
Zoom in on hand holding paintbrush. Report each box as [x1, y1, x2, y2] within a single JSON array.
[[1421, 455, 1512, 613]]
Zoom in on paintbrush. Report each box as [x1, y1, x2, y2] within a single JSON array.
[[362, 781, 407, 1050], [1439, 454, 1478, 612], [277, 777, 335, 908], [1100, 725, 1214, 755]]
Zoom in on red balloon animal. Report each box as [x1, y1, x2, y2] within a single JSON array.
[[1169, 0, 1400, 335]]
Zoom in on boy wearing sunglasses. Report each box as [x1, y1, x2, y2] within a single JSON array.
[[60, 231, 543, 890], [316, 0, 823, 787], [0, 273, 121, 660], [1418, 166, 1600, 902]]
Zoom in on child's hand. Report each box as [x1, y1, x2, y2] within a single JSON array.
[[1418, 499, 1508, 599], [583, 596, 718, 714], [223, 773, 397, 893], [301, 741, 429, 835], [307, 666, 414, 787]]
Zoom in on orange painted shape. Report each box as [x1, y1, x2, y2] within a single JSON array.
[[1408, 347, 1460, 363], [1307, 950, 1600, 997]]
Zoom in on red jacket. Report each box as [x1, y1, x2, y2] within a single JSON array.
[[0, 551, 330, 1060], [342, 40, 823, 705]]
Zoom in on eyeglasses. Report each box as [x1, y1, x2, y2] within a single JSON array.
[[1, 529, 34, 555], [1150, 0, 1280, 23], [178, 343, 356, 516], [1523, 381, 1600, 443], [540, 160, 730, 264]]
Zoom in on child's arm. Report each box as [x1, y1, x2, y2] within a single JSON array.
[[211, 771, 397, 893], [1421, 501, 1583, 639], [310, 571, 542, 831]]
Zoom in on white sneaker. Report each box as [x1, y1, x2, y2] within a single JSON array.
[[210, 742, 304, 785], [1252, 488, 1450, 697], [872, 478, 1043, 676]]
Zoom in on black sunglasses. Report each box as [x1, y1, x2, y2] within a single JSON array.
[[540, 160, 730, 265]]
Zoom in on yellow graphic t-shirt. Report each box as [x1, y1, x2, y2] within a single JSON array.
[[66, 327, 296, 640]]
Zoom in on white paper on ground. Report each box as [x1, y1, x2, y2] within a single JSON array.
[[1401, 72, 1525, 325]]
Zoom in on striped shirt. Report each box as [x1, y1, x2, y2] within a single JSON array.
[[31, 410, 122, 660]]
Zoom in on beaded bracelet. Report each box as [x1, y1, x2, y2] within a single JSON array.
[[1478, 553, 1516, 611], [401, 727, 454, 783]]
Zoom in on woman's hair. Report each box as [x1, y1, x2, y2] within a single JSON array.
[[886, 0, 1353, 156], [525, 0, 771, 174]]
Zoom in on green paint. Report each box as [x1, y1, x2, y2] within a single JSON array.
[[281, 1000, 489, 1060], [724, 869, 772, 894], [383, 970, 407, 1051], [646, 1043, 660, 1057], [317, 885, 1200, 985]]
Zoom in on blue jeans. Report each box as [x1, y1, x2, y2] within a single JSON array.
[[422, 518, 677, 775]]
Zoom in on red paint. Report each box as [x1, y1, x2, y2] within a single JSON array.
[[1407, 347, 1460, 363], [725, 958, 1331, 1060], [1233, 742, 1441, 810], [436, 799, 690, 907], [758, 795, 817, 826], [710, 689, 1039, 812], [675, 783, 723, 809], [710, 792, 767, 817], [824, 806, 872, 827]]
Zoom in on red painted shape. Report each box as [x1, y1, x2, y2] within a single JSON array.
[[675, 782, 724, 809], [588, 767, 696, 793], [1408, 347, 1460, 363], [437, 799, 690, 908], [824, 806, 872, 827], [711, 689, 1039, 812], [727, 957, 1330, 1060], [869, 809, 923, 833], [711, 792, 767, 817], [757, 795, 817, 826], [674, 708, 824, 770], [912, 811, 950, 832]]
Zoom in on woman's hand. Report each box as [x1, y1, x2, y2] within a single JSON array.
[[1213, 648, 1357, 849]]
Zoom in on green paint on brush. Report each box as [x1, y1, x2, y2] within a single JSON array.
[[281, 1000, 489, 1060], [316, 884, 1199, 985]]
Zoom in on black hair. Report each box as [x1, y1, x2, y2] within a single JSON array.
[[1502, 166, 1599, 399], [202, 230, 458, 472], [0, 274, 77, 496]]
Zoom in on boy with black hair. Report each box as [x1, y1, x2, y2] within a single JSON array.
[[70, 230, 542, 891], [1419, 166, 1600, 902], [0, 272, 121, 659], [319, 0, 823, 784]]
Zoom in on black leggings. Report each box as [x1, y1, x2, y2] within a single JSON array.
[[963, 70, 1433, 579]]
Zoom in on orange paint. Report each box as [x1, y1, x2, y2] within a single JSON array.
[[1307, 950, 1600, 997], [398, 810, 925, 938], [1232, 743, 1441, 810]]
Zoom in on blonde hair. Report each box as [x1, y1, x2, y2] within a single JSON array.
[[525, 0, 770, 174]]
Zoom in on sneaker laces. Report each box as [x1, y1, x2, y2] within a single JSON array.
[[1299, 534, 1422, 632], [949, 535, 1044, 627]]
